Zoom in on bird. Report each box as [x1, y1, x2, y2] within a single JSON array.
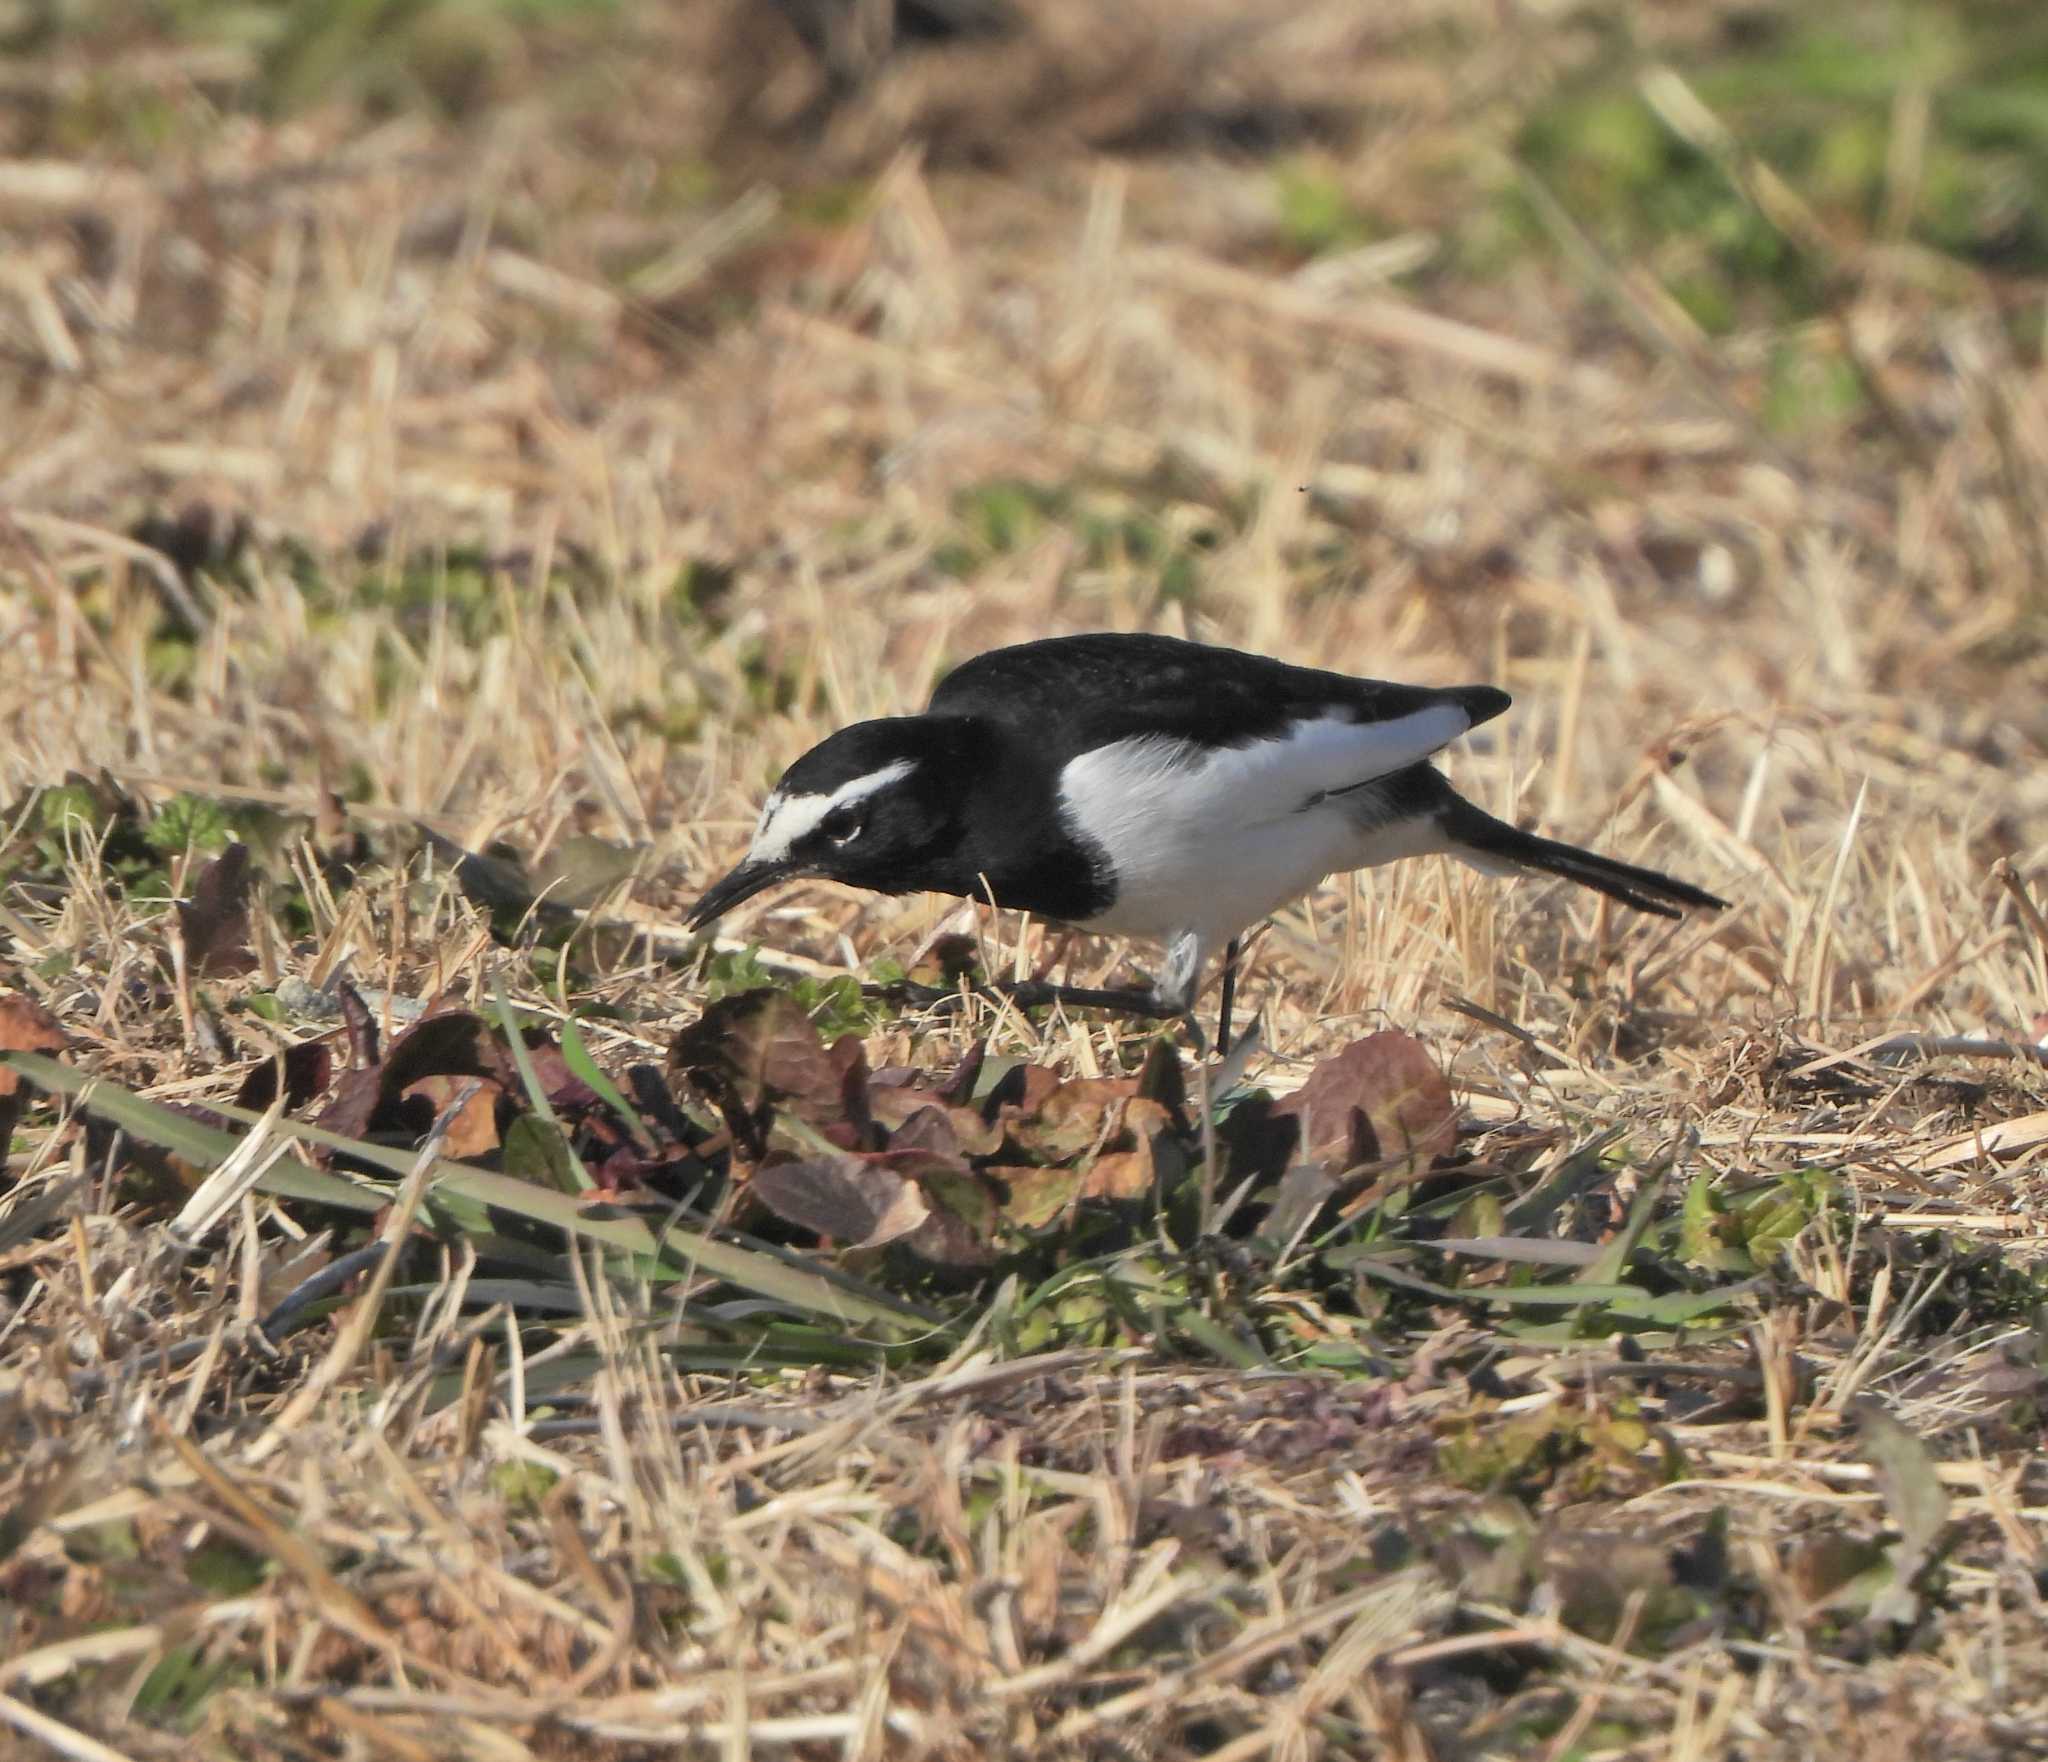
[[687, 632, 1726, 1046]]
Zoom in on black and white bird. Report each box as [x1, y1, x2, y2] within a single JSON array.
[[688, 633, 1725, 1037]]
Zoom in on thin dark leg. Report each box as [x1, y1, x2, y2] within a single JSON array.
[[865, 977, 1184, 1021], [1215, 937, 1240, 1056]]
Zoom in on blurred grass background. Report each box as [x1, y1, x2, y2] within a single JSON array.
[[7, 3, 2048, 1757], [14, 0, 2048, 300]]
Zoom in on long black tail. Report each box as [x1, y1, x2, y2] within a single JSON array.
[[1437, 792, 1727, 919]]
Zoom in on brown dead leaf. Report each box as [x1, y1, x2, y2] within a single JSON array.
[[872, 1095, 1002, 1159], [1786, 1531, 1889, 1615], [905, 1166, 1000, 1267], [752, 1152, 931, 1249], [0, 993, 67, 1148], [0, 994, 66, 1099], [337, 980, 379, 1068], [178, 841, 258, 977], [315, 1010, 516, 1148], [1271, 1030, 1455, 1181], [668, 990, 870, 1159], [1083, 1146, 1155, 1202], [994, 1094, 1176, 1226], [984, 1060, 1061, 1120], [400, 1076, 506, 1159], [993, 1163, 1084, 1229], [1078, 1095, 1178, 1201], [1008, 1076, 1141, 1162], [234, 1039, 336, 1113]]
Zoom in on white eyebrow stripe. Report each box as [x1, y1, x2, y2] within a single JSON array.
[[748, 759, 916, 864]]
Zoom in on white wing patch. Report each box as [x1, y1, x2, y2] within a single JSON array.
[[1264, 703, 1473, 803], [749, 759, 916, 864], [1058, 705, 1473, 944]]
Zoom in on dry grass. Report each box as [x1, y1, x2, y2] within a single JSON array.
[[6, 1, 2048, 1756]]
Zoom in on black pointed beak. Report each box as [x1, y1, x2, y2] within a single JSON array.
[[686, 856, 798, 931]]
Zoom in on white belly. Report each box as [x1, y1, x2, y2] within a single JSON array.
[[1058, 727, 1454, 945], [1080, 805, 1358, 940]]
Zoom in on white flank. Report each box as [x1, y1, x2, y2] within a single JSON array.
[[749, 759, 916, 864], [1058, 705, 1472, 950]]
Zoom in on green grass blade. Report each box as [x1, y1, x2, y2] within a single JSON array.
[[7, 1051, 922, 1334], [2, 1051, 383, 1211], [557, 1014, 650, 1145], [493, 971, 592, 1191], [1576, 1173, 1666, 1287]]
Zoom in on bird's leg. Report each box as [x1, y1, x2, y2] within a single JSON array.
[[866, 929, 1208, 1036], [866, 974, 1181, 1019], [1215, 937, 1240, 1056]]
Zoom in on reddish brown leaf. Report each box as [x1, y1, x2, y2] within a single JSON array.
[[336, 980, 379, 1068], [752, 1153, 930, 1249], [314, 1010, 516, 1148], [1270, 1031, 1454, 1181], [1133, 1037, 1187, 1121], [668, 990, 870, 1160], [877, 1100, 959, 1158], [904, 1166, 1000, 1267], [591, 1143, 657, 1193], [937, 1038, 986, 1105], [872, 1095, 1003, 1160], [234, 1039, 335, 1113], [507, 1037, 580, 1109], [178, 841, 258, 977]]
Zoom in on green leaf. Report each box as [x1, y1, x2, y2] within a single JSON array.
[[492, 971, 590, 1191], [0, 1051, 381, 1212], [1600, 1281, 1761, 1325], [1503, 1127, 1629, 1230], [501, 1114, 580, 1193], [1577, 1174, 1665, 1287], [144, 792, 233, 855], [1171, 1305, 1269, 1369], [1736, 1169, 1830, 1265], [1680, 1172, 1750, 1273], [185, 1537, 267, 1595], [558, 1014, 649, 1145], [1853, 1404, 1952, 1625], [1480, 1282, 1656, 1309]]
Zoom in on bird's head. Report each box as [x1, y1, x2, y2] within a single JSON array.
[[687, 717, 970, 930]]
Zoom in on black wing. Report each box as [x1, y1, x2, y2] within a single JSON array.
[[927, 633, 1509, 756]]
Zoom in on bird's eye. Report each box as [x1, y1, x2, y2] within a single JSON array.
[[820, 806, 864, 846]]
